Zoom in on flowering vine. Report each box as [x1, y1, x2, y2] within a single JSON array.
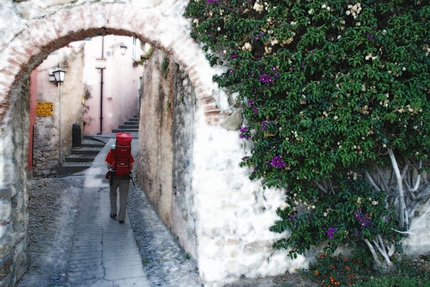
[[185, 0, 430, 273]]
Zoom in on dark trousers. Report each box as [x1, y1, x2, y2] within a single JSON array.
[[109, 177, 130, 221]]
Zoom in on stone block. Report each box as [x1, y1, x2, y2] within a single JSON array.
[[0, 244, 10, 259], [220, 111, 242, 131], [0, 189, 11, 201], [0, 202, 11, 220], [0, 255, 10, 281], [244, 240, 273, 255]]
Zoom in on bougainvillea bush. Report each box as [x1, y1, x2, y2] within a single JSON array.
[[184, 0, 430, 273]]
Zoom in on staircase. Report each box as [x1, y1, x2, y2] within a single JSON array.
[[112, 115, 139, 133], [57, 136, 106, 176]]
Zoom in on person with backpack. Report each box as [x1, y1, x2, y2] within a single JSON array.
[[105, 133, 135, 224]]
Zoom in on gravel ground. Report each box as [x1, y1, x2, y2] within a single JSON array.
[[20, 174, 318, 287]]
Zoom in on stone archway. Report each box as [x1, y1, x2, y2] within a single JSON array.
[[0, 1, 296, 285]]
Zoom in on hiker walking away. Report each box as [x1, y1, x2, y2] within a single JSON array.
[[105, 133, 135, 224]]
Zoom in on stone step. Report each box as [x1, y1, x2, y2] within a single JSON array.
[[112, 115, 139, 134], [64, 155, 96, 163], [81, 142, 105, 148], [112, 128, 139, 133], [123, 121, 139, 125], [118, 124, 138, 129], [57, 137, 106, 176], [70, 148, 101, 155], [57, 162, 92, 176]]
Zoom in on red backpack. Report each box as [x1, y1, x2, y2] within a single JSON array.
[[112, 132, 132, 176]]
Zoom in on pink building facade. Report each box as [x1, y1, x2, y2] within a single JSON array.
[[82, 35, 144, 135]]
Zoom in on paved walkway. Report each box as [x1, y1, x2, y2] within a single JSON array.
[[66, 137, 151, 286]]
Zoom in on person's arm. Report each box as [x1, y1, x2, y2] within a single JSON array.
[[129, 155, 135, 170], [105, 150, 113, 169]]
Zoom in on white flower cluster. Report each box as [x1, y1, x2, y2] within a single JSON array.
[[396, 104, 421, 115], [282, 33, 295, 45], [242, 42, 252, 51], [379, 94, 390, 108], [359, 197, 379, 205], [365, 53, 377, 61], [321, 3, 331, 11], [424, 45, 430, 56], [253, 1, 264, 13], [346, 3, 362, 19]]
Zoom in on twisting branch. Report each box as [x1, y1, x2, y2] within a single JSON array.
[[410, 160, 422, 192], [388, 148, 408, 228], [375, 165, 391, 194], [314, 180, 328, 194], [365, 171, 381, 192]]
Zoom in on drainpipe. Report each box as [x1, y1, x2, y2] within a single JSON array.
[[99, 36, 104, 134]]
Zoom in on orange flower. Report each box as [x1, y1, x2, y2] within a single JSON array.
[[344, 257, 348, 262], [330, 276, 335, 283], [331, 264, 336, 269], [348, 274, 355, 279], [346, 266, 351, 271], [315, 270, 319, 276]]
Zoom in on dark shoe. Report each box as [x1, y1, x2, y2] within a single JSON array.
[[110, 214, 117, 219], [118, 220, 125, 224]]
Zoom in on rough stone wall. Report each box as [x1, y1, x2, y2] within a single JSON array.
[[0, 83, 30, 286], [137, 49, 174, 228], [171, 64, 198, 259]]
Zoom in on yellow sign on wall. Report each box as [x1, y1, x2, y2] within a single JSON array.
[[36, 102, 54, 116]]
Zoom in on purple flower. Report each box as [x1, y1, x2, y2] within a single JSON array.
[[252, 106, 259, 114], [326, 227, 338, 239], [229, 69, 234, 74], [355, 210, 371, 227], [261, 121, 269, 131], [289, 214, 297, 226], [239, 127, 251, 140], [230, 54, 238, 59], [368, 36, 374, 41], [260, 73, 273, 83], [248, 99, 254, 106], [206, 0, 219, 4], [269, 155, 285, 169]]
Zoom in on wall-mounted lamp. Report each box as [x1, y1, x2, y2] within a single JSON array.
[[52, 66, 66, 83], [119, 43, 127, 56]]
